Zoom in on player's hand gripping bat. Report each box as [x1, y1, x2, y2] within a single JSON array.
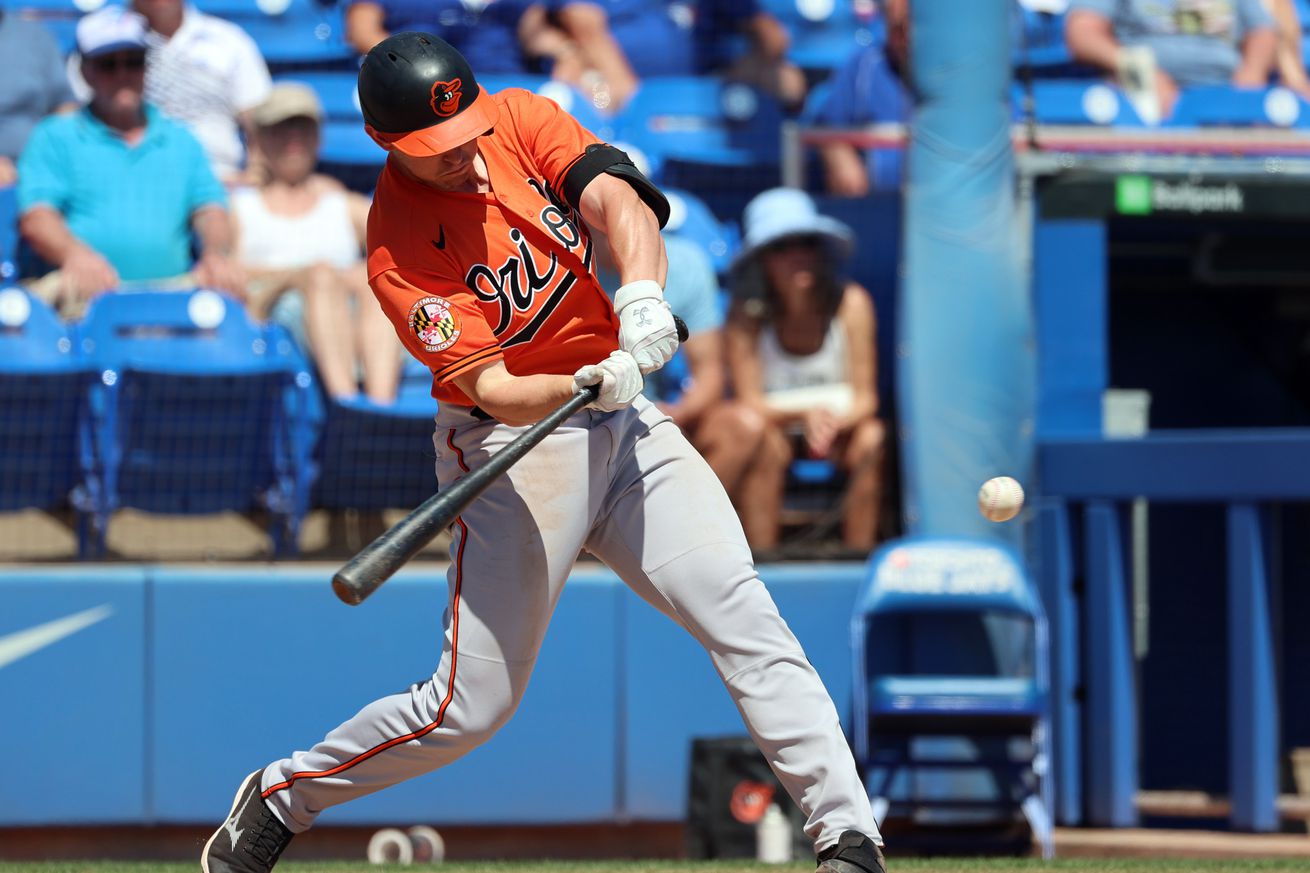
[[332, 317, 688, 605]]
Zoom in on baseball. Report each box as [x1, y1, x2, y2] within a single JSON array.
[[978, 476, 1025, 523]]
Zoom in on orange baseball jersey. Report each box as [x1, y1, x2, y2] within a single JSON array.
[[367, 88, 622, 406]]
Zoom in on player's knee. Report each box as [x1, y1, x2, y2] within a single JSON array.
[[459, 700, 520, 747]]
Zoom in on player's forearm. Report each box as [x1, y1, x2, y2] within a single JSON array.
[[467, 372, 579, 426], [580, 174, 667, 287]]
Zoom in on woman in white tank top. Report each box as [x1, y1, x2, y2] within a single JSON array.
[[234, 83, 401, 403], [724, 188, 886, 552]]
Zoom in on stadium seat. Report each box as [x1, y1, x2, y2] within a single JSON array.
[[238, 6, 352, 71], [193, 0, 326, 22], [0, 287, 99, 554], [1168, 85, 1310, 128], [1015, 79, 1145, 126], [852, 537, 1054, 857], [616, 77, 786, 220], [279, 70, 361, 121], [757, 0, 881, 74], [313, 356, 436, 512], [0, 186, 17, 283], [76, 289, 316, 557], [1011, 5, 1074, 74], [663, 187, 738, 276]]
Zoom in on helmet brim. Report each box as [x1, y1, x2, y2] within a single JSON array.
[[365, 86, 500, 157]]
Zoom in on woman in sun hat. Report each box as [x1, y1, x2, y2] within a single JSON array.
[[724, 187, 886, 552]]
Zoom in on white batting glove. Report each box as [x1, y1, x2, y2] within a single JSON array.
[[614, 279, 678, 375], [573, 349, 644, 412]]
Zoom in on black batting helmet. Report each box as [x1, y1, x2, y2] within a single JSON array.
[[358, 32, 500, 156]]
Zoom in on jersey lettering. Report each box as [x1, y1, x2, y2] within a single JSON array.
[[463, 178, 593, 346]]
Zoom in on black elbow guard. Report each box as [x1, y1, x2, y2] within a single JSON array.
[[562, 143, 671, 229]]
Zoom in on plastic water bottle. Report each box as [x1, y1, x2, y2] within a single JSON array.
[[756, 803, 792, 864]]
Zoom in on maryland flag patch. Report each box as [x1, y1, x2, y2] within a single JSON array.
[[408, 296, 462, 353]]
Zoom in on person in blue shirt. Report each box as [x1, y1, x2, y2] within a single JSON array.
[[0, 10, 77, 186], [17, 6, 243, 318], [1065, 0, 1277, 118], [809, 0, 910, 197]]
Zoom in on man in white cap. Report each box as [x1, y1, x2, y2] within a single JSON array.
[[130, 0, 272, 183], [18, 5, 245, 317]]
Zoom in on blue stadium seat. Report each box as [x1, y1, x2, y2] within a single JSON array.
[[663, 187, 738, 276], [616, 77, 785, 220], [238, 7, 351, 70], [1011, 5, 1073, 74], [1015, 79, 1145, 126], [312, 362, 438, 511], [0, 288, 99, 554], [279, 70, 361, 121], [1168, 85, 1310, 128], [852, 538, 1053, 857], [319, 120, 385, 188], [0, 186, 17, 283], [76, 289, 316, 556], [757, 0, 882, 74], [193, 0, 326, 22]]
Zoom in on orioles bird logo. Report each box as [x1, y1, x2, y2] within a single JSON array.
[[430, 78, 463, 118]]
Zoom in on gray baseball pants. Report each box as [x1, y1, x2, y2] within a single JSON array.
[[260, 396, 881, 851]]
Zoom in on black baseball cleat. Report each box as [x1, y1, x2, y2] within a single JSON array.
[[201, 769, 295, 873], [816, 830, 888, 873]]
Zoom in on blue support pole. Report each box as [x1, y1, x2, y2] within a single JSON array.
[[1227, 503, 1279, 832], [1034, 498, 1082, 825], [1032, 220, 1107, 438], [900, 0, 1033, 539], [1084, 501, 1137, 827]]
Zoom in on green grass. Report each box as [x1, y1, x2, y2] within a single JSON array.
[[4, 860, 1310, 873]]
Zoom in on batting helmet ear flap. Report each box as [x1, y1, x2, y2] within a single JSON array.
[[562, 143, 670, 229]]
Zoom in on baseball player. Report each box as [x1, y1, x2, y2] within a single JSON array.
[[202, 32, 886, 873]]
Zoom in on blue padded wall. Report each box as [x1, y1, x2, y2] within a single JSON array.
[[0, 569, 147, 822]]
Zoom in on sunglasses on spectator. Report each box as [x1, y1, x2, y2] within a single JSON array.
[[763, 234, 824, 255], [92, 53, 147, 73]]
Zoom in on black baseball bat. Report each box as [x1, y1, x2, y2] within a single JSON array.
[[332, 383, 599, 605], [332, 316, 688, 606]]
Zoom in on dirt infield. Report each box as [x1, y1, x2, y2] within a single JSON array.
[[2, 824, 1310, 868]]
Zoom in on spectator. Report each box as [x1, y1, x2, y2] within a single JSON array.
[[345, 1, 640, 109], [0, 10, 77, 186], [18, 6, 244, 319], [346, 0, 553, 72], [549, 0, 805, 109], [692, 0, 808, 109], [133, 0, 272, 183], [724, 188, 885, 552], [597, 231, 774, 504], [1261, 0, 1310, 97], [234, 83, 402, 404], [809, 0, 910, 198], [1065, 0, 1278, 118], [72, 0, 273, 182]]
